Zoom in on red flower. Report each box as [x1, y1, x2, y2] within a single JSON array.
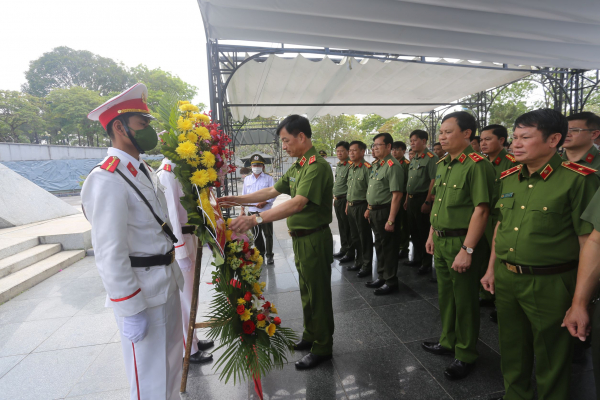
[[244, 291, 252, 302], [262, 301, 271, 309], [211, 145, 220, 155], [243, 242, 249, 252], [214, 181, 221, 188], [236, 305, 245, 315], [256, 314, 266, 321], [242, 320, 255, 334], [215, 161, 224, 168], [273, 317, 281, 325]]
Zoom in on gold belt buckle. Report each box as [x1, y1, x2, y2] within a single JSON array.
[[408, 194, 414, 198], [368, 205, 372, 210], [506, 262, 522, 274]]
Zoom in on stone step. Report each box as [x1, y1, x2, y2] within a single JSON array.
[[0, 237, 39, 261], [0, 244, 62, 279], [0, 250, 85, 304]]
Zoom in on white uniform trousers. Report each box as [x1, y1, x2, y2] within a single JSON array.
[[115, 289, 183, 400], [180, 233, 199, 355]]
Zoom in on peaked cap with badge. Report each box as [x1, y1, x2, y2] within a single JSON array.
[[88, 83, 155, 130], [250, 154, 266, 165]]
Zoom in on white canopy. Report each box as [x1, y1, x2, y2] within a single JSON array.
[[198, 0, 600, 69], [227, 54, 530, 120]]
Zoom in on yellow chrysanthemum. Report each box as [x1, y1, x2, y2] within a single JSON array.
[[176, 141, 197, 160], [270, 305, 278, 314], [178, 100, 190, 105], [177, 133, 187, 142], [179, 103, 199, 112], [226, 218, 233, 226], [252, 282, 263, 296], [200, 151, 216, 168], [187, 158, 200, 167], [200, 189, 217, 229], [206, 168, 218, 182], [225, 230, 233, 242], [198, 114, 211, 124], [260, 282, 266, 290], [186, 132, 198, 143], [256, 320, 266, 329], [250, 248, 260, 262], [266, 323, 276, 336], [190, 169, 209, 187], [240, 308, 252, 321], [177, 117, 193, 132], [237, 298, 246, 305], [194, 126, 211, 141]]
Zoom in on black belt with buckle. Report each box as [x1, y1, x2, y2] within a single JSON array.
[[181, 225, 196, 235], [289, 225, 328, 238], [368, 203, 391, 211], [348, 200, 367, 207], [502, 260, 577, 275], [408, 192, 428, 199], [334, 194, 347, 200], [434, 228, 468, 238], [130, 247, 175, 268]]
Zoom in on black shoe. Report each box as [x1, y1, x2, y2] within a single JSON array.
[[293, 339, 313, 351], [398, 249, 409, 259], [403, 260, 421, 267], [490, 310, 498, 324], [421, 342, 454, 356], [374, 284, 397, 296], [417, 265, 431, 275], [333, 251, 345, 258], [479, 298, 495, 308], [346, 264, 360, 271], [295, 353, 332, 370], [356, 270, 371, 278], [197, 339, 214, 351], [188, 350, 213, 364], [339, 255, 355, 263], [267, 256, 274, 265], [444, 359, 474, 380], [365, 278, 385, 288]]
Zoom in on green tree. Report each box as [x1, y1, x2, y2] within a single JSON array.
[[488, 81, 537, 128], [23, 46, 132, 97], [310, 114, 362, 154], [0, 91, 44, 142], [358, 114, 388, 135]]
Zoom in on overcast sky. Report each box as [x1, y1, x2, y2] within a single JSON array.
[[0, 0, 210, 106]]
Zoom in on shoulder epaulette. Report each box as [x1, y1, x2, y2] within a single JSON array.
[[100, 156, 120, 173], [387, 159, 394, 167], [562, 161, 597, 176], [404, 159, 410, 164], [468, 153, 484, 163], [163, 164, 172, 172], [426, 152, 434, 158], [308, 155, 317, 165], [436, 155, 447, 165], [500, 165, 522, 179], [505, 153, 517, 163], [364, 162, 371, 168]]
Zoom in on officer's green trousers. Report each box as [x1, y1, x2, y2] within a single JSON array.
[[495, 261, 576, 400], [397, 205, 410, 252], [292, 227, 335, 356], [433, 234, 489, 364], [369, 207, 401, 287], [347, 202, 373, 272], [334, 198, 355, 257], [407, 193, 432, 267]]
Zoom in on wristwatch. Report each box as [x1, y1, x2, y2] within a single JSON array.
[[387, 220, 394, 226], [424, 201, 431, 206], [255, 214, 263, 225], [461, 245, 474, 254]]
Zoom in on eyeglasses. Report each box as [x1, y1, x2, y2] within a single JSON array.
[[568, 128, 596, 133], [371, 143, 385, 149]]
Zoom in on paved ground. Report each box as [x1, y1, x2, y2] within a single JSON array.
[[0, 196, 595, 399]]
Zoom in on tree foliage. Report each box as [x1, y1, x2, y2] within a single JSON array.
[[310, 114, 363, 153]]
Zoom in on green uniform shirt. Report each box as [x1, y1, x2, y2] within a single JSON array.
[[430, 145, 495, 231], [333, 159, 351, 196], [399, 159, 409, 191], [488, 149, 519, 222], [582, 187, 600, 230], [495, 152, 599, 266], [366, 153, 405, 205], [561, 145, 600, 178], [407, 151, 439, 194], [274, 146, 333, 230], [347, 159, 371, 202]]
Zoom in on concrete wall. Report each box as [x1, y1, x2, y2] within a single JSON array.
[[0, 143, 108, 162]]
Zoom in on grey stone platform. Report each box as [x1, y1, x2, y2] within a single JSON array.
[[0, 219, 595, 399]]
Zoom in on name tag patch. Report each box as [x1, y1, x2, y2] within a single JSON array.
[[436, 174, 441, 179], [500, 192, 514, 199], [289, 177, 296, 182]]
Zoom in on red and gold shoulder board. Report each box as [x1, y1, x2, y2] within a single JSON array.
[[562, 161, 597, 176], [163, 164, 172, 172], [436, 155, 447, 165], [100, 156, 120, 173], [404, 159, 410, 164], [427, 152, 434, 158], [468, 153, 484, 163], [506, 153, 517, 163], [387, 159, 394, 167], [364, 162, 371, 168], [308, 155, 317, 165], [500, 165, 522, 179]]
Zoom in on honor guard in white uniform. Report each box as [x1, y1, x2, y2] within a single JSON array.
[[157, 157, 214, 363], [82, 83, 184, 400]]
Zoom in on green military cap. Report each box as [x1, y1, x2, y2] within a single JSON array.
[[250, 154, 265, 165], [319, 150, 327, 157]]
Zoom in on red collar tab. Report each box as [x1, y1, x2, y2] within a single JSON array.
[[358, 162, 363, 168], [500, 165, 522, 179], [100, 156, 120, 173], [540, 164, 553, 180], [387, 159, 394, 167], [299, 156, 307, 167], [126, 162, 138, 177], [494, 156, 502, 165], [586, 153, 595, 163], [469, 153, 484, 163], [163, 164, 172, 172], [421, 153, 425, 159], [562, 161, 597, 176], [506, 153, 517, 163], [458, 153, 467, 163], [308, 155, 317, 165], [340, 161, 347, 166], [426, 152, 434, 158], [380, 160, 385, 166]]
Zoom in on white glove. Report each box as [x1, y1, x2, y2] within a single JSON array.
[[177, 257, 193, 272], [122, 310, 149, 343]]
